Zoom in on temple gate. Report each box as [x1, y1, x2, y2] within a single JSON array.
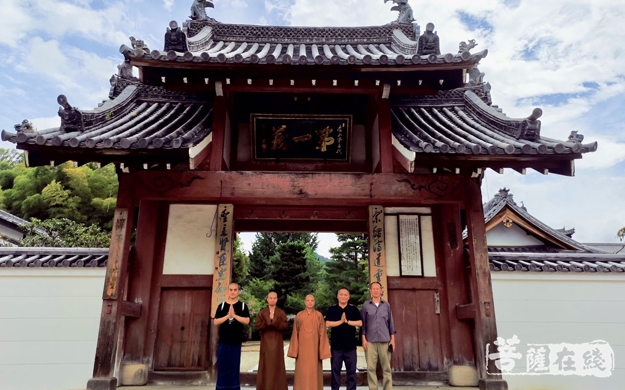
[[2, 2, 597, 389]]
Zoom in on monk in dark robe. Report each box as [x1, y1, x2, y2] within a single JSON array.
[[256, 291, 288, 390], [287, 294, 331, 390]]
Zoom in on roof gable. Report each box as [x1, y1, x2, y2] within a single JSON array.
[[483, 188, 602, 253]]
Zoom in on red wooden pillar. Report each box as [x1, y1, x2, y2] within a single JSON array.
[[209, 83, 229, 171], [438, 204, 475, 366], [87, 174, 135, 390], [376, 95, 394, 174], [122, 200, 164, 365], [464, 178, 508, 390]]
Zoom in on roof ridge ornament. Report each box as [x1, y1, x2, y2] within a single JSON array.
[[385, 0, 415, 24], [164, 20, 189, 52], [190, 0, 215, 21], [568, 130, 584, 143], [14, 120, 35, 134], [57, 95, 84, 133]]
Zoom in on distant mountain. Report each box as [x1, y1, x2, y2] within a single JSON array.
[[316, 253, 331, 263]]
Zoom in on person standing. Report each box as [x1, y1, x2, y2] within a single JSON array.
[[255, 291, 288, 390], [287, 294, 332, 390], [325, 288, 362, 390], [213, 283, 250, 390], [361, 282, 396, 390]]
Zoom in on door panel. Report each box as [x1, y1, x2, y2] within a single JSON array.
[[154, 288, 211, 370], [389, 288, 443, 371]]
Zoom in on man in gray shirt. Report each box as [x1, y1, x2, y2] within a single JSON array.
[[360, 282, 396, 390]]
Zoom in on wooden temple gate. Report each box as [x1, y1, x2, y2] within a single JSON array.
[[2, 5, 597, 389]]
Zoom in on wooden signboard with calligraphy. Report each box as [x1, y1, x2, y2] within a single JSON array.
[[211, 204, 234, 318], [103, 209, 129, 300], [252, 114, 352, 161], [399, 215, 424, 276], [368, 205, 387, 296]]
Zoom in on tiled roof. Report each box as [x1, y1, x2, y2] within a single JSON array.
[[392, 89, 598, 157], [1, 83, 213, 151], [482, 188, 605, 254], [479, 189, 625, 273], [489, 252, 625, 273], [146, 21, 486, 67], [0, 247, 108, 268]]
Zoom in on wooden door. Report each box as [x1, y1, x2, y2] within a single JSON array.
[[154, 288, 211, 370], [388, 286, 444, 371]]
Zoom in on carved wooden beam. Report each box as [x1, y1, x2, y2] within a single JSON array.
[[131, 171, 466, 205]]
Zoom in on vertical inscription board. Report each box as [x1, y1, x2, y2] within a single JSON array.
[[103, 209, 129, 300], [399, 215, 423, 276], [368, 205, 387, 296], [211, 204, 234, 318]]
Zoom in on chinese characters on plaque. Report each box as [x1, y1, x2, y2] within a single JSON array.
[[487, 335, 614, 377], [252, 114, 352, 162], [211, 204, 233, 318], [398, 215, 423, 276], [368, 205, 387, 296]]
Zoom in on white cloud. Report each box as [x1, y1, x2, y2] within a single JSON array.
[[163, 0, 174, 11], [0, 0, 132, 49]]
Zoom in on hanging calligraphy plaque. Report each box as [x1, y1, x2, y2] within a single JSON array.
[[398, 215, 424, 276], [211, 204, 233, 318], [251, 114, 352, 162]]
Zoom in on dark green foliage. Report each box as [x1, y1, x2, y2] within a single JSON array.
[[324, 233, 369, 305], [20, 218, 111, 248], [269, 240, 322, 311], [0, 157, 118, 229], [232, 238, 250, 285], [247, 232, 318, 281]]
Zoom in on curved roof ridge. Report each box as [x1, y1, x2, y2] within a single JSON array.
[[485, 188, 608, 254]]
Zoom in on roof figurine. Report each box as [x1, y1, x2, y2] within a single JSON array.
[[190, 0, 215, 21], [385, 0, 415, 24], [14, 120, 34, 134], [57, 95, 84, 133], [417, 22, 440, 56], [164, 20, 188, 52]]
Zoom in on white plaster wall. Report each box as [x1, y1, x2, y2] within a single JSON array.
[[487, 223, 544, 246], [162, 204, 217, 275], [492, 273, 625, 390], [0, 268, 105, 390]]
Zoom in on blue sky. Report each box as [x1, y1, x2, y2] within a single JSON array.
[[1, 0, 624, 256]]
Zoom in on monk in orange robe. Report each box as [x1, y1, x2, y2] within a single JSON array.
[[287, 294, 331, 390], [255, 292, 288, 390]]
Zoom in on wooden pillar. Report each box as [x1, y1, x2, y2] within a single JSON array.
[[87, 175, 135, 390], [208, 204, 234, 380], [439, 204, 475, 365], [368, 205, 388, 296], [209, 82, 228, 171], [122, 201, 163, 364], [375, 96, 394, 174], [465, 178, 508, 390]]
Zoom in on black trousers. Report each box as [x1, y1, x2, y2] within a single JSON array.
[[331, 348, 357, 390]]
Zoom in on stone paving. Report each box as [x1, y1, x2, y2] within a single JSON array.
[[241, 341, 367, 372]]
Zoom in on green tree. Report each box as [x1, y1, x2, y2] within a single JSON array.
[[247, 232, 318, 281], [0, 148, 24, 169], [0, 160, 118, 229], [232, 238, 250, 285], [269, 240, 322, 312], [20, 218, 111, 248], [324, 234, 369, 306]]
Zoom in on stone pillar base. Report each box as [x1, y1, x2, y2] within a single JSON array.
[[479, 378, 508, 390], [449, 365, 479, 387], [86, 377, 117, 390], [121, 363, 149, 386]]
